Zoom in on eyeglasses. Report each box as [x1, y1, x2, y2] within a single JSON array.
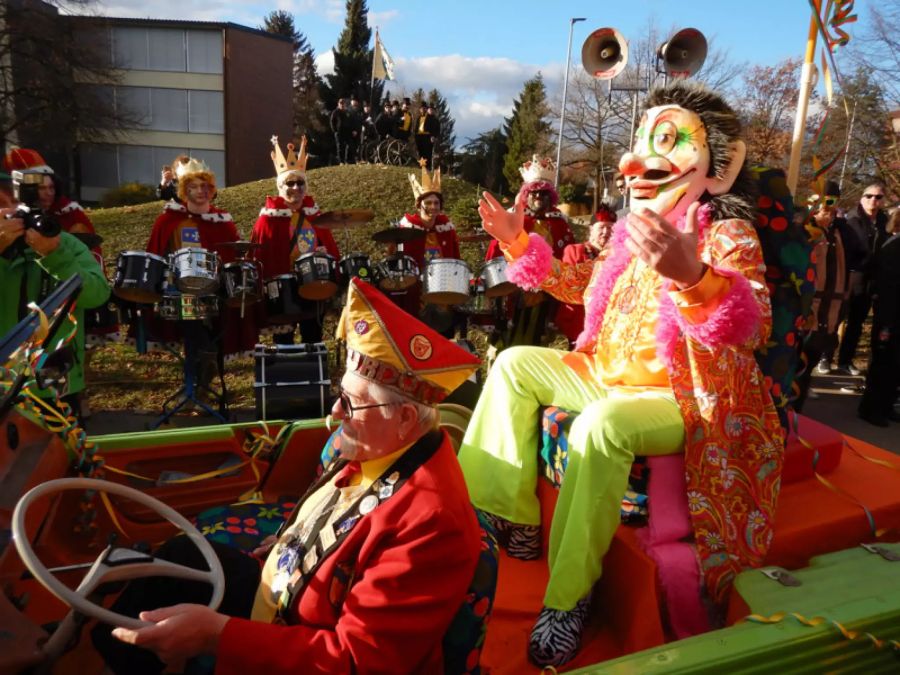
[[862, 194, 884, 201], [337, 390, 397, 419], [284, 180, 305, 188]]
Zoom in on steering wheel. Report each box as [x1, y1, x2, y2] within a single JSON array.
[[12, 477, 225, 629]]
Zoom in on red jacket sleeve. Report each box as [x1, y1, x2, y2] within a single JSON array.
[[215, 514, 476, 675], [314, 226, 341, 259], [146, 213, 171, 255]]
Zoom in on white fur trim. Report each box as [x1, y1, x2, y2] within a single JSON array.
[[399, 215, 455, 233], [303, 205, 320, 217], [57, 201, 84, 215], [259, 207, 294, 218], [163, 200, 233, 223]]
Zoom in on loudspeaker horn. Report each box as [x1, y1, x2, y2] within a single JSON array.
[[581, 27, 628, 80], [657, 28, 707, 78]]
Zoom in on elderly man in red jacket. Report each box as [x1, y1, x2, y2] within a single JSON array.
[[93, 278, 482, 675]]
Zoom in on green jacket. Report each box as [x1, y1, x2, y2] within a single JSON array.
[[0, 232, 110, 396]]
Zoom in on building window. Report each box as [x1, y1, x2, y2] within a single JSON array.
[[110, 26, 222, 74], [189, 90, 224, 133], [151, 88, 189, 132], [116, 87, 151, 127], [187, 30, 223, 74], [148, 29, 186, 72], [79, 144, 119, 189]]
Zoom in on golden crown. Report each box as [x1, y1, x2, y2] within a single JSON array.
[[271, 135, 308, 178], [519, 154, 555, 184], [175, 157, 211, 180], [409, 158, 442, 201]]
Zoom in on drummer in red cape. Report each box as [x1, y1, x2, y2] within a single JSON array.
[[485, 155, 576, 347], [251, 136, 340, 344], [391, 159, 464, 335], [94, 278, 483, 675], [145, 157, 256, 358]]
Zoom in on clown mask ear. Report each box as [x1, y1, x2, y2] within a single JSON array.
[[707, 140, 746, 196]]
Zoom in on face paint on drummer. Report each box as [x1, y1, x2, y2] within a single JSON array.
[[418, 195, 441, 223], [619, 105, 710, 222], [185, 178, 212, 212]]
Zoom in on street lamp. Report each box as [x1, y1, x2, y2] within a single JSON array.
[[555, 17, 586, 187]]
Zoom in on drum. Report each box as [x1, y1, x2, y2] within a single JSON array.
[[377, 254, 420, 292], [338, 252, 377, 286], [482, 257, 517, 297], [461, 277, 495, 327], [157, 292, 219, 321], [222, 261, 261, 308], [113, 251, 168, 304], [294, 252, 338, 300], [172, 247, 220, 295], [422, 258, 472, 305], [265, 274, 310, 324]]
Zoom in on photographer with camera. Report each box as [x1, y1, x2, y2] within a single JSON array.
[[0, 149, 109, 419]]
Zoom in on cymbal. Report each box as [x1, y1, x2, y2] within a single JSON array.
[[372, 227, 426, 244], [71, 232, 103, 249], [218, 240, 262, 251], [459, 232, 492, 243], [314, 208, 375, 229]]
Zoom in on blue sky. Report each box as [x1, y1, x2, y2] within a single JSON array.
[[89, 0, 874, 141]]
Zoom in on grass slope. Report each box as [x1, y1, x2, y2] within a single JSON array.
[[83, 165, 573, 417]]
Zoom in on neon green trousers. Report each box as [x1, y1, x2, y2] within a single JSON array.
[[458, 346, 684, 610]]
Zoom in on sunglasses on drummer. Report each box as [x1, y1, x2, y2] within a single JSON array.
[[284, 180, 305, 188], [862, 193, 883, 201], [337, 389, 399, 419]]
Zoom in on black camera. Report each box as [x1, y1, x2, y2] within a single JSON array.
[[8, 168, 61, 238]]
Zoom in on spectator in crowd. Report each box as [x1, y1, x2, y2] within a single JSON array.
[[360, 101, 378, 151], [415, 103, 441, 170], [396, 98, 413, 142], [347, 96, 363, 163], [330, 98, 351, 165], [375, 101, 395, 139], [157, 155, 189, 202], [611, 171, 627, 214]]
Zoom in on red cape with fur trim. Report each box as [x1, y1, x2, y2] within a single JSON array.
[[485, 211, 574, 261], [147, 203, 239, 263], [397, 213, 459, 267], [251, 195, 339, 278]]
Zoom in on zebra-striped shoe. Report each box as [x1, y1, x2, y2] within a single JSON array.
[[477, 511, 541, 561], [527, 597, 591, 667]]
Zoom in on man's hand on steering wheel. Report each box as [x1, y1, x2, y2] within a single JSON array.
[[112, 603, 230, 666]]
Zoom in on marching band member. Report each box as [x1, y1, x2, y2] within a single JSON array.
[[485, 156, 576, 347], [251, 136, 340, 344]]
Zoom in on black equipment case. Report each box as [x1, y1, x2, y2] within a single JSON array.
[[253, 343, 330, 420]]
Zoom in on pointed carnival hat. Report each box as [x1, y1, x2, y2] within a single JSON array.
[[271, 135, 309, 186], [3, 148, 53, 175], [519, 154, 555, 184], [408, 158, 442, 202], [337, 278, 480, 405]]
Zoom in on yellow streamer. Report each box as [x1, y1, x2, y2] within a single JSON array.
[[743, 611, 900, 653]]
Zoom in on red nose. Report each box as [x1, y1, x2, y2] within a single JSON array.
[[618, 153, 645, 176]]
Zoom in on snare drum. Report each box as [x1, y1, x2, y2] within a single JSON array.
[[377, 254, 420, 292], [338, 252, 377, 286], [113, 251, 168, 304], [157, 292, 219, 321], [264, 274, 310, 324], [222, 261, 261, 307], [422, 258, 472, 305], [294, 252, 338, 300], [482, 257, 517, 297], [172, 247, 220, 295]]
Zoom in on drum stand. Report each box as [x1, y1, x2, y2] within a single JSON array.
[[150, 326, 228, 429]]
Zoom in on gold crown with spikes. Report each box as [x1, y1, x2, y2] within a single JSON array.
[[519, 154, 555, 184], [175, 157, 212, 180], [408, 158, 442, 201], [271, 135, 308, 179]]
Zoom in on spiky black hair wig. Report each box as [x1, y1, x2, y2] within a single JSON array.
[[644, 80, 756, 222]]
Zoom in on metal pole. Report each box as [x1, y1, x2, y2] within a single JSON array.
[[555, 17, 586, 187], [838, 99, 857, 191], [787, 1, 821, 195]]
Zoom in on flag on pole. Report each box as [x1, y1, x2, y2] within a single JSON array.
[[372, 30, 396, 81]]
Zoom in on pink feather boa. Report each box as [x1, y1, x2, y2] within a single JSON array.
[[505, 233, 554, 290], [573, 204, 759, 367]]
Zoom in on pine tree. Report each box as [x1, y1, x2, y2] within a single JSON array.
[[427, 88, 456, 171], [502, 74, 553, 189], [261, 10, 325, 143], [321, 0, 384, 110], [459, 127, 508, 194]]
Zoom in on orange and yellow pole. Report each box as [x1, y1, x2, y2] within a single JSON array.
[[786, 0, 822, 195]]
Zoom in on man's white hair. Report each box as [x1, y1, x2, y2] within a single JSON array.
[[368, 381, 439, 434]]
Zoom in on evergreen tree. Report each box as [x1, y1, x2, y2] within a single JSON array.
[[502, 74, 553, 188], [427, 88, 456, 171], [459, 127, 508, 194], [320, 0, 384, 110], [261, 10, 325, 143]]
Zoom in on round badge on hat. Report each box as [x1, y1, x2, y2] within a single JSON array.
[[359, 494, 379, 515]]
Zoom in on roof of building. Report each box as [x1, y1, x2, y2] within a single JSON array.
[[69, 15, 294, 43]]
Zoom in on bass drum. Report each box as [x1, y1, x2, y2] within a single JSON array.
[[113, 251, 168, 304], [422, 258, 472, 305], [294, 252, 338, 301], [265, 275, 311, 324], [377, 254, 420, 292]]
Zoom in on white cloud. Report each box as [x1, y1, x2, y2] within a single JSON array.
[[368, 9, 399, 28], [315, 51, 336, 77]]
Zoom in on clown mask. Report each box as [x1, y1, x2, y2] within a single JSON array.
[[619, 104, 745, 222]]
